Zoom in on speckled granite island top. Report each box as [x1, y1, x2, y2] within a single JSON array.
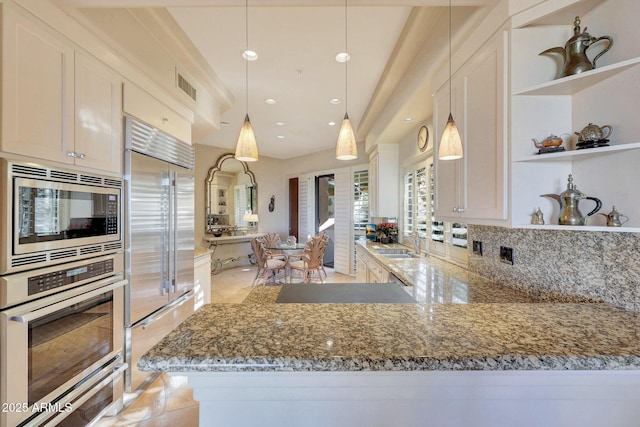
[[139, 302, 640, 373], [139, 241, 640, 373]]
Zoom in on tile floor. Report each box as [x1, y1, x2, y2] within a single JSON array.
[[210, 263, 357, 303], [97, 264, 356, 425]]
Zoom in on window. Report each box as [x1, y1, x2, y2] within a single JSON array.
[[353, 169, 369, 271], [404, 165, 428, 238], [403, 159, 468, 266]]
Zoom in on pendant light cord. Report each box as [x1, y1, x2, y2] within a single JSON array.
[[344, 0, 348, 114], [245, 0, 249, 115], [448, 0, 452, 113]]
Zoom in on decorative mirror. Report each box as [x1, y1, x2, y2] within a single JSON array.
[[205, 153, 257, 234]]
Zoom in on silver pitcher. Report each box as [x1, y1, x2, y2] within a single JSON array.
[[541, 174, 602, 225], [539, 16, 613, 78]]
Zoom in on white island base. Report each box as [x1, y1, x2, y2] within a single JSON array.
[[168, 370, 640, 427]]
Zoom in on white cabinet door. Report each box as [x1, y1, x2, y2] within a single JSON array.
[[1, 6, 74, 163], [75, 52, 123, 174], [434, 75, 464, 220], [434, 30, 507, 222], [368, 153, 379, 218], [462, 30, 507, 220], [368, 144, 399, 219]]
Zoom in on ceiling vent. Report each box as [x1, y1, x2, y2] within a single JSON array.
[[176, 70, 197, 102]]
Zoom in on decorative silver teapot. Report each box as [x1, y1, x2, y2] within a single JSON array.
[[541, 174, 602, 225], [599, 206, 629, 227], [575, 123, 613, 142], [539, 16, 613, 78]]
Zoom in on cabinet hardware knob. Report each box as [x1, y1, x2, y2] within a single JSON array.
[[67, 151, 76, 158], [77, 153, 86, 159], [162, 117, 169, 123]]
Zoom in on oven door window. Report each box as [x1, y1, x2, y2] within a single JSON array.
[[28, 291, 114, 405]]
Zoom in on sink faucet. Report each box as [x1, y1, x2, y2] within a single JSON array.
[[411, 232, 421, 256]]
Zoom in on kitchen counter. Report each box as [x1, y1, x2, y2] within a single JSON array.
[[140, 241, 640, 372], [139, 301, 640, 372], [140, 241, 640, 426]]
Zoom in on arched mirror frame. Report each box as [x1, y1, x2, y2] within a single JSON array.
[[205, 153, 258, 233]]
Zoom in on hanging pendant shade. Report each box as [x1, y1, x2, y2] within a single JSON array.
[[438, 113, 463, 160], [234, 0, 258, 162], [235, 114, 258, 162], [336, 113, 357, 160], [335, 0, 357, 161], [437, 0, 463, 161]]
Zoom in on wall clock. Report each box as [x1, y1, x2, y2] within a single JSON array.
[[417, 125, 429, 151]]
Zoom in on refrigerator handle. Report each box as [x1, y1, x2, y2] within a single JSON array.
[[171, 171, 178, 294], [161, 171, 171, 296]]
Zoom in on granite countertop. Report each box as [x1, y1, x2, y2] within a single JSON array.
[[139, 302, 640, 372], [194, 246, 212, 258], [140, 240, 640, 373]]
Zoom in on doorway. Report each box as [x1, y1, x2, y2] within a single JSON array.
[[288, 178, 299, 240], [315, 174, 334, 268]]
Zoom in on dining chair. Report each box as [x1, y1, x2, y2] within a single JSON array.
[[314, 231, 329, 279], [260, 232, 283, 256], [250, 237, 287, 286], [287, 235, 327, 283]]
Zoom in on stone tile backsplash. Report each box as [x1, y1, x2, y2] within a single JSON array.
[[467, 225, 640, 311]]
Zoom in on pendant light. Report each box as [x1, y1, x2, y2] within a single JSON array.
[[235, 0, 259, 162], [438, 0, 463, 160], [335, 0, 358, 161]]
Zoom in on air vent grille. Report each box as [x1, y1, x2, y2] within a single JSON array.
[[12, 254, 47, 267], [177, 73, 197, 101], [80, 175, 101, 185], [50, 249, 78, 261], [104, 178, 122, 188], [12, 164, 47, 177], [80, 246, 101, 255], [50, 170, 78, 181], [104, 242, 123, 251]]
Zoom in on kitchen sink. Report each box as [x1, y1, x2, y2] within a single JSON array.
[[375, 248, 419, 258]]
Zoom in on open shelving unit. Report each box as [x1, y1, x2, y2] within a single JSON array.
[[509, 0, 640, 231]]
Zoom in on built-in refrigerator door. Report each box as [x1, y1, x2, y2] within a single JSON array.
[[170, 164, 195, 301], [126, 151, 171, 325]]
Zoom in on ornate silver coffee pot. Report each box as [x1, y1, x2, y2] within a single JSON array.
[[539, 16, 613, 78], [541, 174, 602, 225], [599, 206, 629, 227]]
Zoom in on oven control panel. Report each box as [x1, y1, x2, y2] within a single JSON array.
[[28, 259, 114, 296]]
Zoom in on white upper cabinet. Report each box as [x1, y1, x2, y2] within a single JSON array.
[[1, 6, 74, 164], [435, 29, 508, 223], [1, 5, 123, 175], [509, 0, 640, 230], [75, 52, 123, 174], [123, 82, 192, 144], [368, 144, 399, 220]]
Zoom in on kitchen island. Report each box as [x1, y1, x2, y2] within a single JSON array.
[[139, 242, 640, 427]]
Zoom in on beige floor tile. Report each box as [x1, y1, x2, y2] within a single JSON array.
[[210, 265, 356, 303]]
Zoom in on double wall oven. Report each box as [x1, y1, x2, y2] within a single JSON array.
[[1, 158, 127, 426]]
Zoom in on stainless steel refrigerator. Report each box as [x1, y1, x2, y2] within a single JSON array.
[[123, 115, 195, 391]]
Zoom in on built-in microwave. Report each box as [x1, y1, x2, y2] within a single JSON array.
[[1, 158, 123, 274]]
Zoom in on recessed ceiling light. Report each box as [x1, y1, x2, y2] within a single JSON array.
[[328, 121, 336, 126], [330, 98, 342, 105], [265, 98, 276, 104], [275, 122, 285, 126], [242, 49, 258, 61], [277, 135, 285, 139], [402, 118, 415, 124], [335, 52, 350, 63]]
